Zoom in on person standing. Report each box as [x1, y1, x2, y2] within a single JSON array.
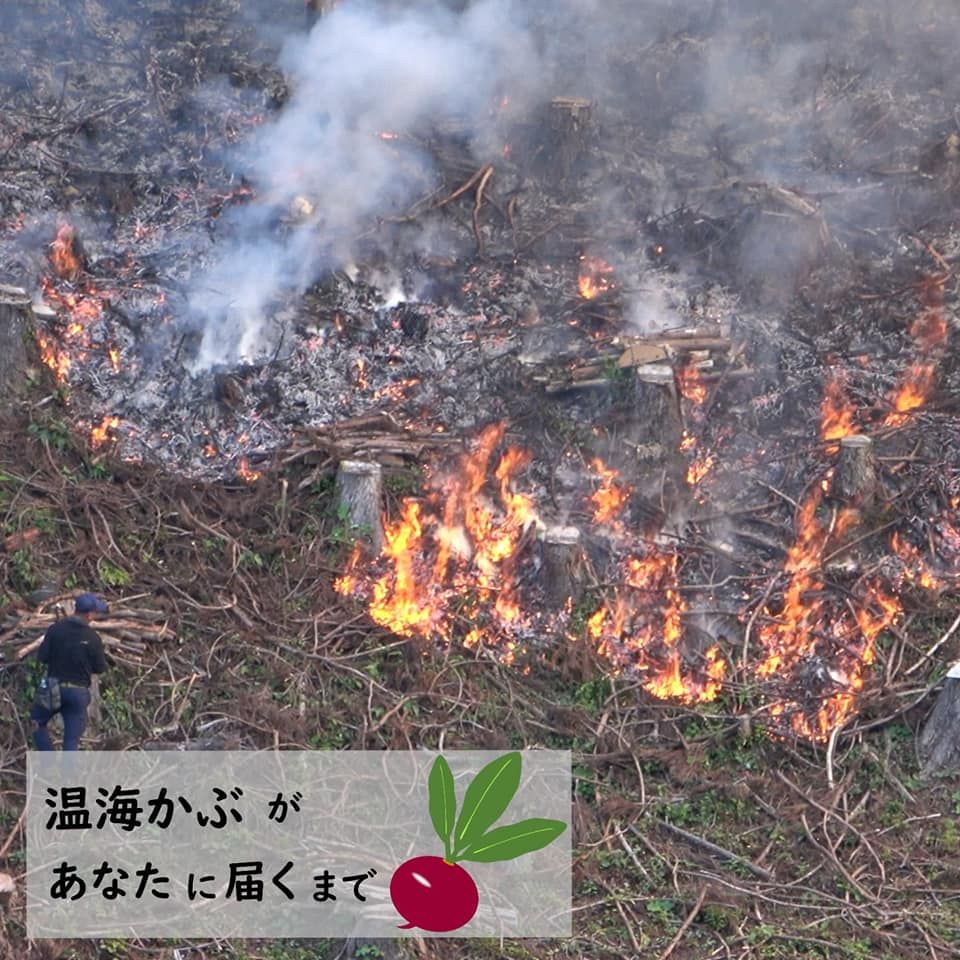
[[30, 592, 109, 751]]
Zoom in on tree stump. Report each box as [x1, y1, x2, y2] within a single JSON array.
[[918, 667, 960, 778], [836, 435, 876, 508], [540, 525, 584, 606], [630, 365, 682, 460], [546, 97, 593, 183], [0, 873, 14, 911], [306, 0, 339, 30], [334, 460, 384, 554], [0, 286, 35, 397]]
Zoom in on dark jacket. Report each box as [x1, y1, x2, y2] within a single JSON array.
[[36, 616, 107, 687]]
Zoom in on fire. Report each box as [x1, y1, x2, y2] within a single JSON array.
[[355, 358, 368, 389], [335, 422, 538, 654], [237, 457, 261, 483], [332, 415, 928, 741], [686, 453, 716, 488], [372, 378, 420, 402], [587, 550, 726, 704], [588, 458, 632, 529], [378, 131, 400, 141], [89, 415, 119, 448], [678, 364, 707, 405], [334, 544, 363, 597], [679, 430, 697, 453], [883, 279, 949, 426], [37, 333, 71, 382], [577, 255, 615, 300], [36, 223, 118, 384], [754, 481, 899, 740], [49, 223, 83, 281], [891, 514, 959, 592], [820, 371, 857, 443]]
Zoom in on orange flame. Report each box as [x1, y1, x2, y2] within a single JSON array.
[[686, 454, 716, 488], [754, 481, 899, 740], [891, 532, 942, 591], [678, 364, 708, 405], [587, 550, 726, 703], [37, 333, 71, 382], [237, 457, 261, 483], [577, 255, 615, 300], [49, 223, 83, 281], [335, 423, 537, 658], [588, 459, 632, 529], [820, 371, 857, 443], [884, 280, 949, 426], [89, 415, 119, 448]]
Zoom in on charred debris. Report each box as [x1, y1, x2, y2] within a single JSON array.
[[0, 0, 958, 749]]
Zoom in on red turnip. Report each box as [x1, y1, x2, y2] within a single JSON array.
[[390, 855, 479, 932]]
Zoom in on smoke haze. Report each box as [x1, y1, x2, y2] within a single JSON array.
[[186, 0, 960, 366]]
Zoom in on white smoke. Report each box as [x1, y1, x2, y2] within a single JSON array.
[[186, 0, 960, 369], [188, 0, 542, 368]]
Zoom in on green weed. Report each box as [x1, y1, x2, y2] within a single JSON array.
[[97, 557, 132, 587]]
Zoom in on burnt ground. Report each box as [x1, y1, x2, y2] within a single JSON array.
[[1, 0, 960, 957]]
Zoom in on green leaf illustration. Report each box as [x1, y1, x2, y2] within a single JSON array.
[[452, 752, 521, 856], [428, 755, 457, 860], [459, 818, 567, 863]]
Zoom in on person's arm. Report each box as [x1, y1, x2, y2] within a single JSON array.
[[86, 630, 108, 674], [35, 628, 52, 664]]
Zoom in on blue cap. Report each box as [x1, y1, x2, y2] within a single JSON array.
[[75, 593, 109, 615]]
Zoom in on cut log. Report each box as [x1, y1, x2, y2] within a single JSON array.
[[540, 526, 584, 606], [0, 286, 35, 397], [918, 669, 960, 778], [334, 460, 384, 554], [836, 435, 876, 507], [547, 97, 593, 182]]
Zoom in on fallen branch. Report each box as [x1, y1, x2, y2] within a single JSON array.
[[656, 887, 707, 960], [472, 164, 494, 256], [648, 819, 775, 882], [11, 613, 173, 660]]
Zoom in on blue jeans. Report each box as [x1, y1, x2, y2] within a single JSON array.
[[30, 684, 91, 751]]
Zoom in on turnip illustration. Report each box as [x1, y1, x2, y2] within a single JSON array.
[[390, 752, 566, 933]]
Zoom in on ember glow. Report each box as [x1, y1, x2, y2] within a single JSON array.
[[577, 255, 615, 300], [587, 550, 726, 704], [891, 533, 940, 591]]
